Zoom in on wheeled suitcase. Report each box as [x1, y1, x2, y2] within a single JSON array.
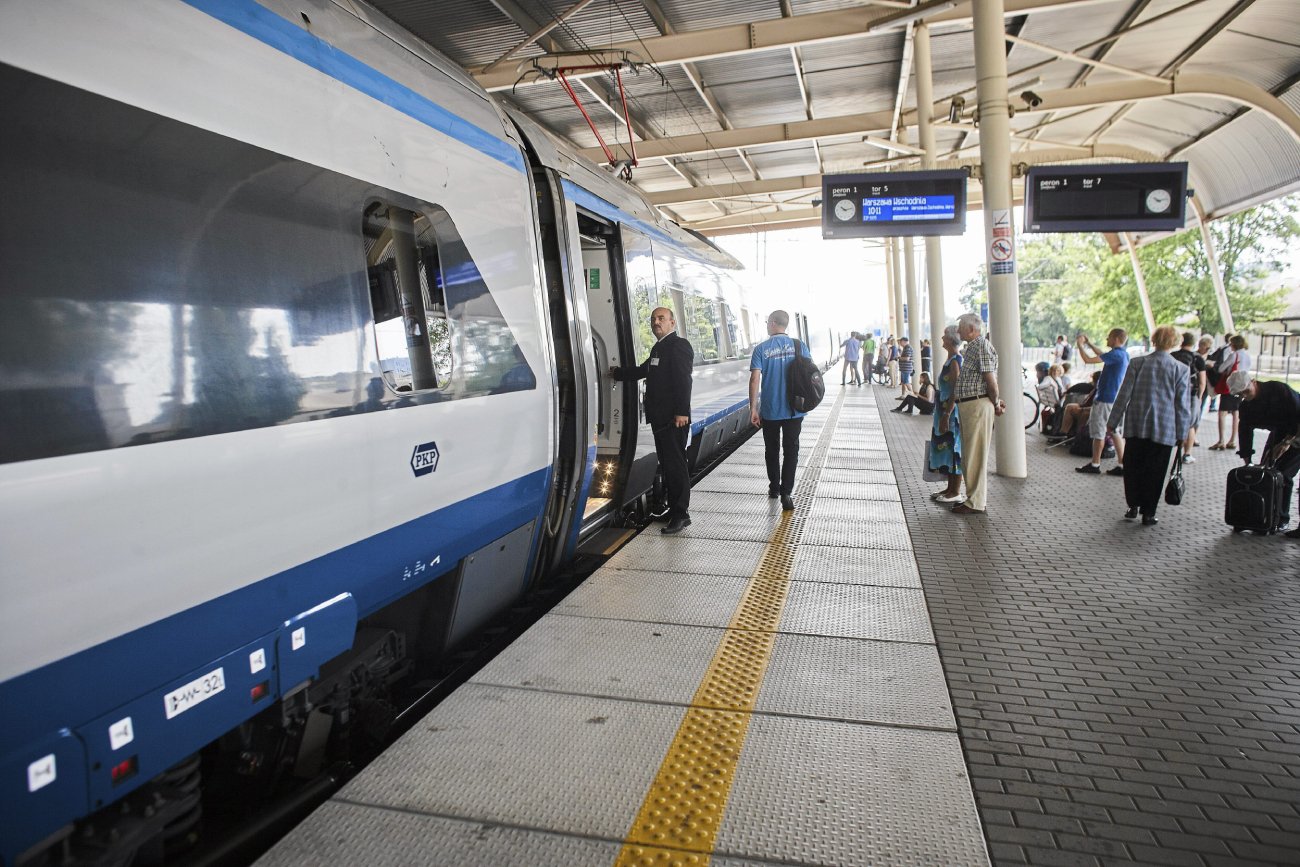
[[1225, 463, 1286, 534]]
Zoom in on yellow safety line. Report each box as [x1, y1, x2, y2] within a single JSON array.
[[615, 512, 798, 867]]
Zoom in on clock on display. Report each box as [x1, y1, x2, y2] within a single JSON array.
[[1145, 188, 1171, 214], [834, 199, 857, 222]]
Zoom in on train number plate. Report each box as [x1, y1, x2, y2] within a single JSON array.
[[163, 667, 226, 719]]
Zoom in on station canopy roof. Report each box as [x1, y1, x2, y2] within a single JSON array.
[[367, 0, 1300, 238]]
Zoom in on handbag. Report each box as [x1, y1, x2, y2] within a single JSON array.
[[922, 440, 944, 482], [1164, 450, 1185, 505]]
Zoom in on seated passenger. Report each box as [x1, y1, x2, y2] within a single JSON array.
[[891, 371, 936, 415], [1037, 363, 1065, 432], [1048, 371, 1102, 442], [1060, 361, 1073, 391]]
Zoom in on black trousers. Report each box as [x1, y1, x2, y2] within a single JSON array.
[[901, 396, 934, 415], [652, 423, 690, 519], [1122, 437, 1174, 517], [762, 417, 803, 496]]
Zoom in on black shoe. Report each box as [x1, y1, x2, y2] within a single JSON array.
[[780, 495, 795, 511], [1285, 527, 1300, 539], [1106, 466, 1125, 477], [661, 516, 691, 534], [889, 407, 903, 413], [767, 487, 779, 499], [1124, 507, 1138, 520], [1142, 515, 1159, 526], [649, 510, 670, 522], [903, 408, 914, 414], [1076, 463, 1100, 474]]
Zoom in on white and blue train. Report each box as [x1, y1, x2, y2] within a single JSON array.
[[0, 2, 833, 863]]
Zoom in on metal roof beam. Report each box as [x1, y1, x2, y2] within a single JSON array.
[[472, 0, 1119, 92], [650, 144, 1160, 207], [575, 70, 1300, 165], [576, 109, 898, 162]]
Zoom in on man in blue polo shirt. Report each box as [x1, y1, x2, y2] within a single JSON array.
[[1075, 328, 1129, 475], [750, 310, 812, 512]]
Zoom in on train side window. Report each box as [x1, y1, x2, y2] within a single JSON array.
[[363, 200, 534, 398], [364, 203, 451, 391]]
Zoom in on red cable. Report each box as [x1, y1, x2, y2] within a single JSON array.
[[557, 70, 614, 165]]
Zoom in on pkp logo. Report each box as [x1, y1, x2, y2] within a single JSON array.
[[410, 441, 440, 477]]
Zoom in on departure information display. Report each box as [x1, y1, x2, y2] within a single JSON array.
[[822, 170, 967, 239], [1023, 162, 1188, 232]]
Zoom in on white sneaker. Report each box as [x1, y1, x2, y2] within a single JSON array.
[[934, 493, 964, 504], [1182, 454, 1196, 463]]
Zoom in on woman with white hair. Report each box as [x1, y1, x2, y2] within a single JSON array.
[[1107, 325, 1192, 526], [928, 325, 964, 503]]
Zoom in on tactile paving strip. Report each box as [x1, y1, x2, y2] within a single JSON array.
[[756, 633, 955, 728], [789, 544, 922, 587], [687, 491, 791, 516], [615, 393, 848, 866], [717, 715, 986, 866]]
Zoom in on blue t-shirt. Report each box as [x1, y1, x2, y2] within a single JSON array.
[[751, 334, 812, 421], [1096, 347, 1129, 403]]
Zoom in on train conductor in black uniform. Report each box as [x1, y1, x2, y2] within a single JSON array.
[[612, 306, 694, 534]]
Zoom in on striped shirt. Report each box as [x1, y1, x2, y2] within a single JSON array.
[[898, 345, 914, 375], [955, 335, 998, 399]]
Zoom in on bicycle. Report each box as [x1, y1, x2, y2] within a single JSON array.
[[1021, 390, 1040, 430]]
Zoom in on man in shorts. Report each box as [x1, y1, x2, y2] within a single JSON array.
[[1075, 328, 1129, 476]]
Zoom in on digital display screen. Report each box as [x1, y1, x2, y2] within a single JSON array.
[[822, 170, 968, 239], [1024, 162, 1188, 233]]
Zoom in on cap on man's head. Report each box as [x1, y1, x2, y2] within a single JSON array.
[[1227, 370, 1253, 395]]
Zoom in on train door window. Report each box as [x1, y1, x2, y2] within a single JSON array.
[[363, 201, 533, 398], [718, 301, 736, 358], [740, 306, 753, 351]]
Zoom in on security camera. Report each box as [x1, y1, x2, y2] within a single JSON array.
[[947, 96, 965, 124], [811, 197, 823, 208], [1021, 90, 1042, 109]]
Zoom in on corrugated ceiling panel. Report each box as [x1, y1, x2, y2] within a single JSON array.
[[369, 0, 527, 67], [808, 62, 901, 118], [1103, 0, 1242, 75], [746, 143, 822, 176], [710, 78, 810, 127], [692, 50, 799, 88], [657, 0, 785, 31], [515, 0, 659, 49], [1183, 29, 1300, 91], [1183, 110, 1300, 214]]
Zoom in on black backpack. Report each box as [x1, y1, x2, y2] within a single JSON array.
[[787, 339, 825, 413]]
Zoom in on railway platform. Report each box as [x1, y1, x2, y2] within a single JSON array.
[[259, 380, 1300, 867]]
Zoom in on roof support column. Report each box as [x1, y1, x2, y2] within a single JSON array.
[[914, 23, 948, 369], [885, 241, 898, 336], [1191, 197, 1236, 335], [974, 0, 1027, 477], [1122, 233, 1157, 338], [904, 236, 920, 350], [890, 237, 905, 343]]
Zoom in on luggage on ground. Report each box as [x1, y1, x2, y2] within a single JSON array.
[[1225, 463, 1286, 533]]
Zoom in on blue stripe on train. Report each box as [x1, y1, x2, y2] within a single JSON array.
[[1, 467, 550, 747], [180, 0, 526, 172]]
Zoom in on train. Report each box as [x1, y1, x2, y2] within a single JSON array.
[[0, 1, 834, 863]]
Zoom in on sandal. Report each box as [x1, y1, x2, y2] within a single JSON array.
[[1208, 443, 1225, 450], [1226, 442, 1236, 449]]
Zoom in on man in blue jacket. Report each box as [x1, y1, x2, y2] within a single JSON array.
[[750, 310, 812, 512]]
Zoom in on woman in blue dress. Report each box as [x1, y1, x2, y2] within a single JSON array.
[[929, 326, 964, 503]]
